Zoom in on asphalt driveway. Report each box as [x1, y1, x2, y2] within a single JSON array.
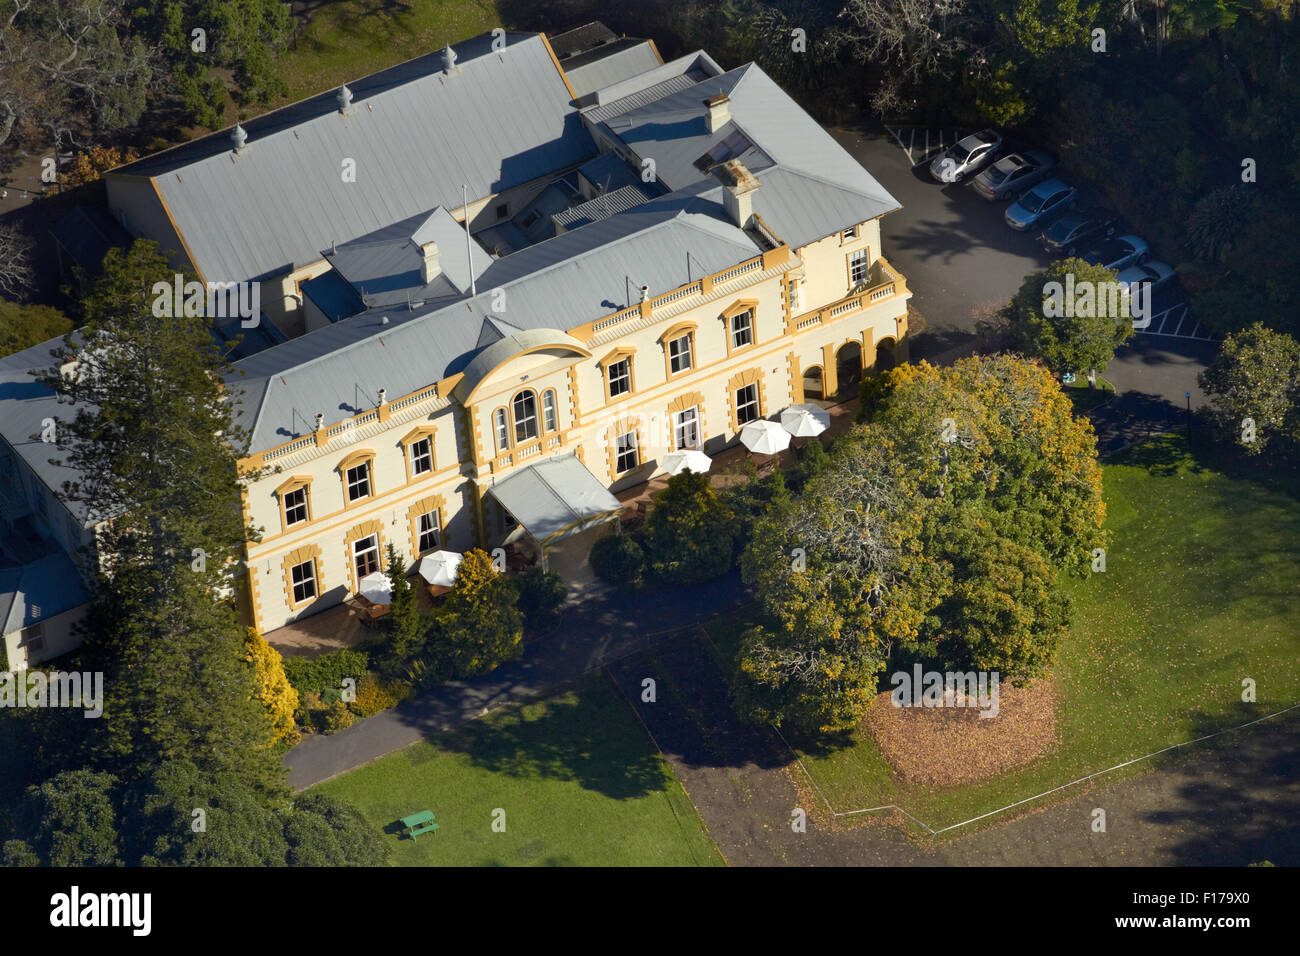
[[830, 129, 1215, 418]]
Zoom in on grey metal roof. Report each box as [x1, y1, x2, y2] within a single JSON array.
[[563, 40, 663, 99], [0, 340, 95, 525], [593, 61, 900, 245], [583, 74, 703, 127], [50, 206, 130, 276], [576, 151, 639, 193], [0, 550, 90, 635], [228, 205, 760, 450], [548, 22, 619, 59], [111, 32, 596, 283], [485, 452, 622, 545], [552, 182, 662, 230], [323, 206, 491, 309], [452, 330, 590, 402]]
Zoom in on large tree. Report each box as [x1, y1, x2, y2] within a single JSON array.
[[433, 549, 523, 678], [35, 239, 281, 795], [643, 470, 737, 585], [1198, 322, 1300, 456], [736, 355, 1105, 733], [0, 0, 150, 155], [1000, 258, 1136, 379]]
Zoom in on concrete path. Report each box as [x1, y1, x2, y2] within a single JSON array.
[[285, 571, 751, 790]]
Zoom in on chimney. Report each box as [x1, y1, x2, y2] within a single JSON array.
[[442, 45, 459, 75], [704, 94, 730, 134], [231, 125, 248, 153], [338, 84, 354, 114], [716, 159, 760, 229], [419, 240, 441, 284]]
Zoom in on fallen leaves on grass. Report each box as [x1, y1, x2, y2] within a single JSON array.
[[863, 679, 1058, 787]]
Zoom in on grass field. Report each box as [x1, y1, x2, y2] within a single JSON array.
[[277, 0, 502, 103], [311, 673, 723, 866], [766, 435, 1300, 833]]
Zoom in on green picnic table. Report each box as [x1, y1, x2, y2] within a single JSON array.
[[401, 810, 439, 839]]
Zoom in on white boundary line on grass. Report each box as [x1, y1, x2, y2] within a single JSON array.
[[776, 700, 1300, 837]]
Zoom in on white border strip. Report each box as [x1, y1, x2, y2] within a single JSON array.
[[777, 701, 1300, 836]]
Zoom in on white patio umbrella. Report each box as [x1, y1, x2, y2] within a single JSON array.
[[358, 571, 393, 604], [662, 449, 713, 476], [416, 550, 463, 588], [780, 403, 830, 438], [739, 419, 791, 455]]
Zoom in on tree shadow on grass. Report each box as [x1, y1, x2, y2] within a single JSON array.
[[425, 676, 673, 800], [1143, 706, 1300, 866]]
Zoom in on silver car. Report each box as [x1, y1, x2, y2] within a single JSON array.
[[970, 148, 1056, 200], [1117, 260, 1176, 295], [928, 130, 1002, 184], [1081, 235, 1149, 272]]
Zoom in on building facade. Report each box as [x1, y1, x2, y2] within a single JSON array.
[[0, 26, 912, 663]]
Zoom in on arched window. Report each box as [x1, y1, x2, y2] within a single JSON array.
[[493, 408, 509, 451], [513, 390, 538, 443], [542, 390, 557, 432]]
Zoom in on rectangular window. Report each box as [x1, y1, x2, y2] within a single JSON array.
[[608, 358, 631, 398], [736, 383, 760, 426], [283, 487, 308, 526], [674, 407, 700, 450], [20, 623, 44, 653], [842, 226, 856, 242], [290, 559, 317, 603], [730, 310, 753, 349], [418, 511, 440, 553], [409, 437, 433, 476], [543, 391, 557, 432], [494, 409, 509, 451], [346, 462, 371, 501], [496, 203, 509, 219], [615, 430, 638, 473], [353, 534, 380, 581], [668, 334, 693, 374], [850, 248, 870, 285]]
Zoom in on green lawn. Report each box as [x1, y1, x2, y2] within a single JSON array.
[[781, 435, 1300, 833], [278, 0, 503, 104], [311, 673, 723, 866]]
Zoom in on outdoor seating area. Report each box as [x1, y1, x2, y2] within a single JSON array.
[[400, 810, 439, 840]]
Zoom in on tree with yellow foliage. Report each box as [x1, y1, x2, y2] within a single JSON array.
[[243, 629, 300, 748]]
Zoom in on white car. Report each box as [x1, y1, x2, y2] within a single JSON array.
[[928, 130, 1002, 184], [1116, 260, 1176, 296]]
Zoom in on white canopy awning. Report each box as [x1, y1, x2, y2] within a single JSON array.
[[486, 453, 624, 548]]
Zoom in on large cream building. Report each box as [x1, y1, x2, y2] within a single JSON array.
[[0, 25, 910, 661]]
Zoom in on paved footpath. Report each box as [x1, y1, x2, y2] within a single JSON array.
[[285, 572, 750, 790]]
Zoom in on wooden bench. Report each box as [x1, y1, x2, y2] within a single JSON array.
[[401, 810, 439, 839]]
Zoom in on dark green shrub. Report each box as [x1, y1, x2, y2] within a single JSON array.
[[514, 566, 566, 628], [590, 531, 645, 586]]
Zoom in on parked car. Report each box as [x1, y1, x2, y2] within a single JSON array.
[[928, 129, 1002, 183], [1080, 235, 1149, 272], [1117, 260, 1176, 296], [1004, 179, 1078, 231], [970, 148, 1056, 200], [1041, 211, 1119, 255]]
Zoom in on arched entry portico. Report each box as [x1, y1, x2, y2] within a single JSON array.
[[875, 337, 898, 373], [802, 364, 824, 400], [835, 342, 862, 399]]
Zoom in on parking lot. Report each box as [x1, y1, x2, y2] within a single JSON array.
[[829, 128, 1216, 428]]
